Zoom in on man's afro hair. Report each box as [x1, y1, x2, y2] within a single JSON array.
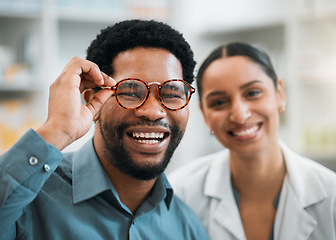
[[86, 19, 196, 84]]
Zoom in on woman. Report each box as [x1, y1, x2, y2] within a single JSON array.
[[169, 42, 336, 240]]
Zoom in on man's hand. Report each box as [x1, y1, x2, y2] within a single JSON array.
[[36, 57, 115, 150]]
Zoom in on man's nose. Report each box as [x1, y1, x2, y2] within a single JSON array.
[[133, 92, 166, 121], [229, 99, 251, 124]]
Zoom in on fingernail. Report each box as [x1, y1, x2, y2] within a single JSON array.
[[109, 76, 116, 83]]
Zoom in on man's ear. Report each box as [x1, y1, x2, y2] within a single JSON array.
[[83, 89, 96, 104], [83, 89, 100, 121]]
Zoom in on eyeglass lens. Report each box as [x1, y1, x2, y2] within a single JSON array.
[[115, 79, 191, 110]]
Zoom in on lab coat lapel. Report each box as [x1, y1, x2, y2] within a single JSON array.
[[274, 177, 317, 240], [274, 143, 327, 240], [204, 150, 246, 240], [212, 197, 246, 240]]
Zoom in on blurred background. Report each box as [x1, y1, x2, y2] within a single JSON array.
[[1, 0, 336, 172]]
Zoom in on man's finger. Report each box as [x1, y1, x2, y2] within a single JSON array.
[[85, 89, 113, 118], [63, 57, 103, 86], [101, 72, 116, 87]]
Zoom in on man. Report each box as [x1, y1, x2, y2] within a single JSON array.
[[0, 19, 209, 239]]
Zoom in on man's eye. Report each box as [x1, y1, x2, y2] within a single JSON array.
[[161, 93, 184, 100], [118, 92, 142, 99]]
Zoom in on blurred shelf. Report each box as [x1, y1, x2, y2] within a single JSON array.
[[56, 9, 131, 23], [0, 84, 41, 97], [299, 80, 336, 87], [199, 19, 285, 37], [0, 10, 41, 19], [298, 75, 336, 86], [0, 75, 42, 94], [0, 2, 41, 18], [305, 153, 336, 172], [0, 85, 37, 92], [306, 153, 336, 162], [299, 5, 336, 22]]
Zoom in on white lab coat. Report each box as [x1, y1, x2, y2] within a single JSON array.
[[168, 143, 336, 240]]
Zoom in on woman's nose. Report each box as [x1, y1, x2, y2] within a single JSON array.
[[229, 100, 251, 124], [133, 92, 166, 121]]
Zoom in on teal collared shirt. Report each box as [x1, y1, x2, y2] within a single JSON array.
[[0, 129, 209, 240]]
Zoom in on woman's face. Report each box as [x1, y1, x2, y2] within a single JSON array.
[[200, 56, 285, 156]]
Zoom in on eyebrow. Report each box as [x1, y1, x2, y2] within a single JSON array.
[[240, 80, 264, 89], [205, 80, 264, 100]]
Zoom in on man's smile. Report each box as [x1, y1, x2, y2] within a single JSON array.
[[130, 132, 167, 144]]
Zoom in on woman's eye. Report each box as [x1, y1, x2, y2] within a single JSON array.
[[208, 99, 228, 108], [246, 89, 261, 97]]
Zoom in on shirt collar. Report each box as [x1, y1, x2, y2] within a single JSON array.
[[149, 173, 173, 210], [71, 138, 173, 209]]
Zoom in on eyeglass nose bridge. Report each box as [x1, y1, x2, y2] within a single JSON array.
[[141, 81, 165, 109], [147, 82, 162, 87], [146, 82, 164, 94]]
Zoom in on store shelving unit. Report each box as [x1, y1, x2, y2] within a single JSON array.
[[0, 2, 42, 152], [0, 0, 174, 153]]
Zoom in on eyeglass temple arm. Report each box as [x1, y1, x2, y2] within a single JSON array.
[[100, 86, 115, 90]]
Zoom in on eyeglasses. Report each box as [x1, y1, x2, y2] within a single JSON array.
[[104, 78, 195, 111]]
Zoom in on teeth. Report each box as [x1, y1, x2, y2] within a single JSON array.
[[134, 139, 160, 144], [132, 132, 165, 139], [233, 125, 259, 137]]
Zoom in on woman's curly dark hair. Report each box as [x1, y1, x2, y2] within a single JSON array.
[[86, 19, 196, 84]]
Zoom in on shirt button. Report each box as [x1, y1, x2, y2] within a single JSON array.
[[28, 156, 39, 166], [43, 164, 51, 172]]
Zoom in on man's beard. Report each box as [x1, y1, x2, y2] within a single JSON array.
[[98, 118, 184, 181]]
